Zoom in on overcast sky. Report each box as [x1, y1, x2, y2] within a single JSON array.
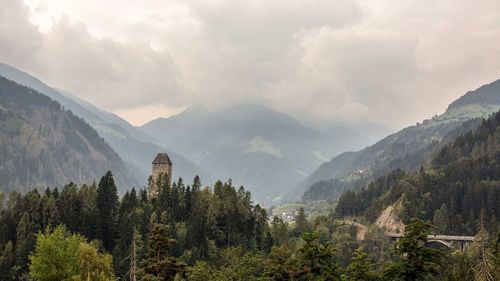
[[1, 0, 500, 127]]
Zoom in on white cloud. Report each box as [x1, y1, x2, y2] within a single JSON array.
[[1, 0, 499, 127]]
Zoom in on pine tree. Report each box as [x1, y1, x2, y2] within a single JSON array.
[[270, 216, 288, 246], [41, 196, 60, 228], [15, 212, 35, 272], [184, 186, 192, 222], [142, 223, 184, 281], [293, 208, 311, 237], [470, 227, 498, 281], [0, 241, 14, 279], [97, 171, 119, 252], [346, 247, 379, 281], [383, 218, 444, 281], [129, 228, 142, 281], [298, 232, 341, 280]]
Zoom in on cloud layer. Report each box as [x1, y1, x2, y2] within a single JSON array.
[[2, 0, 500, 127]]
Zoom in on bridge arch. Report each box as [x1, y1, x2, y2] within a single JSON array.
[[426, 239, 452, 249]]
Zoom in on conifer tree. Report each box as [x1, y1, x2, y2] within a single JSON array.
[[15, 212, 35, 272], [270, 216, 288, 246], [0, 241, 14, 279], [470, 227, 498, 281], [383, 218, 444, 281], [129, 228, 142, 281], [346, 247, 379, 281], [142, 223, 184, 281], [293, 208, 311, 237], [298, 232, 341, 280], [97, 171, 119, 252]]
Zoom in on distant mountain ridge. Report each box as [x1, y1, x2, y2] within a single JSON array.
[[301, 79, 500, 201], [0, 75, 136, 193], [447, 79, 500, 110], [140, 104, 383, 203], [0, 63, 210, 185], [335, 109, 500, 235]]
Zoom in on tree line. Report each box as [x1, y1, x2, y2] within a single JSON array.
[[336, 110, 500, 235], [0, 170, 499, 280]]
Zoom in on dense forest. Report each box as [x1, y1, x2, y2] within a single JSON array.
[[0, 75, 137, 193], [303, 118, 483, 202], [336, 110, 500, 236], [0, 76, 499, 280], [0, 170, 499, 280], [303, 79, 500, 200]]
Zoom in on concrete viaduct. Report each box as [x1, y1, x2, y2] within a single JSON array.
[[387, 233, 475, 251]]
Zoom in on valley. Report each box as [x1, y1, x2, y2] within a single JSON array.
[[1, 1, 500, 278]]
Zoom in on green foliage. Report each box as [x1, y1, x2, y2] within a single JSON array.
[[263, 245, 299, 280], [97, 171, 119, 252], [28, 225, 84, 281], [292, 208, 311, 238], [270, 217, 288, 246], [29, 225, 115, 281], [0, 167, 497, 281], [297, 232, 341, 280], [303, 178, 364, 202], [211, 247, 264, 281], [76, 242, 115, 281], [469, 227, 498, 281], [346, 247, 379, 281], [383, 219, 444, 281], [335, 110, 500, 235], [0, 240, 15, 279], [185, 261, 213, 281], [0, 75, 134, 194], [142, 223, 185, 280]]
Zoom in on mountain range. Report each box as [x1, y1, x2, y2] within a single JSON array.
[[3, 62, 498, 205], [0, 63, 387, 201], [335, 107, 500, 235], [0, 75, 135, 192], [301, 79, 500, 201], [0, 63, 210, 186], [140, 104, 385, 202]]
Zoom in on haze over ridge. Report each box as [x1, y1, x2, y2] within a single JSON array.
[[1, 0, 499, 128]]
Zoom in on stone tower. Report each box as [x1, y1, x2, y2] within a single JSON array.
[[151, 153, 172, 196]]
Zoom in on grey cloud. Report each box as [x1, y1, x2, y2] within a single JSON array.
[[2, 0, 500, 127], [36, 19, 182, 109], [0, 0, 41, 67], [0, 0, 182, 110]]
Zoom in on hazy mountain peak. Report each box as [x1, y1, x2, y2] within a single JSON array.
[[299, 78, 500, 202], [447, 79, 500, 111], [140, 103, 377, 202], [1, 63, 211, 186]]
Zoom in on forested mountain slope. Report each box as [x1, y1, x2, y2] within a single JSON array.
[[0, 75, 135, 192], [336, 110, 500, 235], [302, 80, 500, 201], [0, 63, 210, 183]]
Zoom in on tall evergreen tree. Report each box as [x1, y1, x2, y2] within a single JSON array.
[[142, 223, 184, 280], [383, 219, 444, 281], [470, 227, 498, 281], [346, 247, 379, 281], [0, 241, 14, 279], [15, 212, 35, 273], [97, 171, 119, 252], [297, 232, 341, 280], [293, 208, 311, 238]]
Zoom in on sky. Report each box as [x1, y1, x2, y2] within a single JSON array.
[[1, 0, 500, 128]]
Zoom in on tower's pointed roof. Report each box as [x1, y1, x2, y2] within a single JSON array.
[[152, 153, 172, 165]]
